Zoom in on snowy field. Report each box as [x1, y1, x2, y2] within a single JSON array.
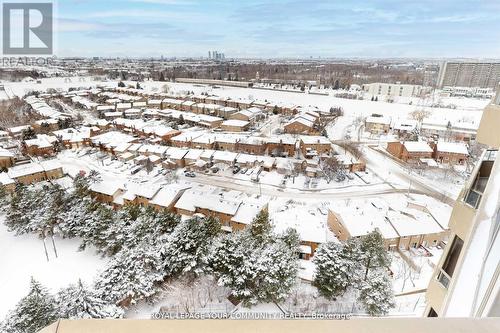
[[0, 215, 107, 319]]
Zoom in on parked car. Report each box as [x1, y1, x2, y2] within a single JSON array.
[[232, 166, 241, 174], [130, 165, 143, 175], [185, 171, 196, 177], [211, 167, 220, 173]]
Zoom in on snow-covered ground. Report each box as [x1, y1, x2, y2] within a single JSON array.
[[0, 215, 107, 319]]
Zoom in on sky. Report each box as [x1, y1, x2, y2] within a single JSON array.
[[30, 0, 500, 58]]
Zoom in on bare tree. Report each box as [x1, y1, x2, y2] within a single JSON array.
[[410, 109, 432, 126], [320, 156, 343, 183]]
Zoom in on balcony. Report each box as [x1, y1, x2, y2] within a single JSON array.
[[463, 151, 496, 209]]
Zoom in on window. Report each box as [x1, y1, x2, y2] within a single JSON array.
[[484, 150, 498, 161], [437, 236, 464, 288]]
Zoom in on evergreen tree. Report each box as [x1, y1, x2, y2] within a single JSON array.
[[313, 242, 355, 299], [211, 218, 298, 306], [125, 207, 179, 249], [178, 114, 185, 125], [78, 203, 115, 252], [280, 228, 300, 252], [359, 231, 390, 281], [57, 280, 123, 319], [57, 196, 93, 238], [161, 216, 220, 279], [5, 183, 36, 235], [254, 239, 298, 305], [1, 278, 58, 333], [249, 210, 272, 244], [0, 184, 9, 208], [358, 268, 395, 316], [94, 244, 164, 306]]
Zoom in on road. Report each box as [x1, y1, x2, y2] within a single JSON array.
[[186, 172, 431, 200], [362, 146, 457, 205]]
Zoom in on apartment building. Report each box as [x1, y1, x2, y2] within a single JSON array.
[[437, 61, 500, 89], [362, 82, 425, 97], [425, 85, 500, 318]]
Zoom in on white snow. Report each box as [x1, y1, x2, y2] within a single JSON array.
[[0, 215, 107, 319]]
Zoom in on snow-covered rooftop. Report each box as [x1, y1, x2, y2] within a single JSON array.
[[436, 141, 469, 155], [403, 141, 433, 153]]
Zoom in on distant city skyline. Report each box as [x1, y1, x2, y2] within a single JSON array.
[[45, 0, 500, 58]]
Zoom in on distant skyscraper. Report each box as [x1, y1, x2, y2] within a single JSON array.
[[437, 61, 500, 88], [207, 50, 225, 61]]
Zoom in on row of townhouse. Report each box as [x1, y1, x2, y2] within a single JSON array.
[[89, 181, 190, 211], [364, 114, 479, 142], [386, 140, 470, 165], [89, 180, 324, 261], [112, 118, 181, 142], [89, 181, 269, 240], [169, 132, 332, 159], [24, 96, 72, 120], [327, 197, 452, 251], [89, 130, 335, 177], [21, 126, 103, 157], [104, 140, 306, 174], [0, 160, 64, 192], [174, 187, 269, 232], [105, 87, 300, 115]]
